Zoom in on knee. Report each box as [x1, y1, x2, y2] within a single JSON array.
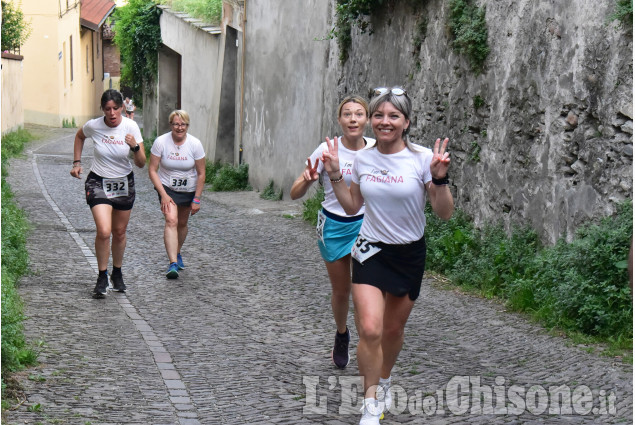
[[165, 215, 178, 228], [111, 227, 127, 242], [95, 226, 111, 241], [357, 319, 382, 344], [383, 322, 405, 341]]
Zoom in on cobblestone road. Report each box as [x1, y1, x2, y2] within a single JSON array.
[[4, 125, 632, 425]]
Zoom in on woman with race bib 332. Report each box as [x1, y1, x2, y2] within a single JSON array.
[[148, 110, 206, 279], [70, 89, 146, 299], [290, 95, 375, 369], [322, 87, 454, 425]]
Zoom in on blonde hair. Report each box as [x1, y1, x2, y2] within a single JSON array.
[[337, 95, 369, 118], [169, 110, 190, 125]]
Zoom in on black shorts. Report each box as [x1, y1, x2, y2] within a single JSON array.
[[156, 185, 195, 207], [85, 171, 135, 211], [352, 236, 426, 301]]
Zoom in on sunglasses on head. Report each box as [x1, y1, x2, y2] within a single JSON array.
[[373, 87, 407, 97]]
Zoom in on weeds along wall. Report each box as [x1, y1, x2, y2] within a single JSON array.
[[315, 0, 632, 244]]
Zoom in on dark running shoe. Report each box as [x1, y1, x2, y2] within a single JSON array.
[[332, 327, 350, 369], [176, 253, 185, 270], [93, 273, 108, 299], [110, 271, 126, 292], [166, 262, 179, 279]]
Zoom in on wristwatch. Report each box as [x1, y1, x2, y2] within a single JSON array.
[[130, 144, 141, 153]]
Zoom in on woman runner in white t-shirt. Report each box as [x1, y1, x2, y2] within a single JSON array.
[[322, 87, 454, 425], [290, 95, 375, 369], [70, 89, 146, 298], [148, 110, 206, 279]]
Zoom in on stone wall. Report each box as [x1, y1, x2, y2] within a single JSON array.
[[328, 0, 633, 244], [243, 0, 633, 242]]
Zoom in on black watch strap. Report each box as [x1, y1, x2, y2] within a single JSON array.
[[130, 144, 140, 152]]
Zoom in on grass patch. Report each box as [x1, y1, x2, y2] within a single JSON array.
[[609, 0, 633, 29], [205, 161, 251, 191], [1, 128, 39, 409], [425, 200, 633, 355], [162, 0, 222, 24], [260, 179, 283, 201]]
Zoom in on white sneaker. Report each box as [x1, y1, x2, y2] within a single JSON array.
[[359, 398, 383, 425]]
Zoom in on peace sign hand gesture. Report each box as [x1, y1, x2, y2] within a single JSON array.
[[430, 138, 450, 179], [303, 157, 320, 182], [321, 137, 341, 178]]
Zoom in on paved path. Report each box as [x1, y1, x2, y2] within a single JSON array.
[[4, 125, 632, 424]]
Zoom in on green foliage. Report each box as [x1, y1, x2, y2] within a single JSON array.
[[113, 0, 162, 106], [412, 15, 428, 57], [473, 95, 485, 109], [206, 161, 251, 191], [609, 0, 633, 29], [163, 0, 222, 24], [143, 128, 157, 158], [301, 186, 325, 227], [448, 0, 490, 73], [62, 117, 76, 128], [1, 0, 32, 52], [1, 129, 38, 401], [333, 0, 385, 63], [425, 200, 633, 344], [260, 179, 283, 201]]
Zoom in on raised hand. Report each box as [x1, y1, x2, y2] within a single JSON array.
[[321, 137, 340, 176], [303, 157, 320, 182], [430, 138, 450, 179]]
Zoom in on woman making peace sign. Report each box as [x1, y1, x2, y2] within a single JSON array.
[[322, 87, 453, 425], [291, 95, 375, 370]]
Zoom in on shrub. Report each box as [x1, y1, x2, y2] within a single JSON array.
[[1, 0, 32, 52], [206, 162, 250, 191], [1, 129, 38, 403], [260, 179, 283, 201], [302, 186, 325, 227], [448, 0, 490, 73], [425, 200, 633, 344]]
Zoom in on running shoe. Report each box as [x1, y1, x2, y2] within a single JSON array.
[[176, 253, 185, 270], [359, 398, 383, 425], [332, 327, 350, 369], [93, 273, 108, 299], [110, 270, 126, 292], [166, 262, 179, 279]]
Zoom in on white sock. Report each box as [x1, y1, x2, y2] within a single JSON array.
[[379, 376, 391, 386]]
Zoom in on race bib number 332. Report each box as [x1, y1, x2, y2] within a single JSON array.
[[103, 177, 128, 198]]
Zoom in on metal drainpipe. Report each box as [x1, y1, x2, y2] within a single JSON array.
[[239, 0, 247, 164]]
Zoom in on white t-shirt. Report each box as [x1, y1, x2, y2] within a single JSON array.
[[307, 136, 376, 217], [352, 145, 433, 245], [151, 132, 206, 191], [124, 99, 134, 112], [83, 116, 143, 178]]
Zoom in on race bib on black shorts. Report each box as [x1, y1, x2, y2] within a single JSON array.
[[351, 235, 382, 264]]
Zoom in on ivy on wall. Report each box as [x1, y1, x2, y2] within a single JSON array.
[[113, 0, 163, 105], [448, 0, 489, 73], [332, 0, 490, 75]]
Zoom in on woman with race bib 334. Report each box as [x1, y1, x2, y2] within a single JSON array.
[[290, 95, 375, 369], [70, 89, 146, 299], [322, 87, 454, 425], [148, 110, 206, 279]]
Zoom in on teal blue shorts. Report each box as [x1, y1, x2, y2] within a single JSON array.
[[317, 208, 364, 262]]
